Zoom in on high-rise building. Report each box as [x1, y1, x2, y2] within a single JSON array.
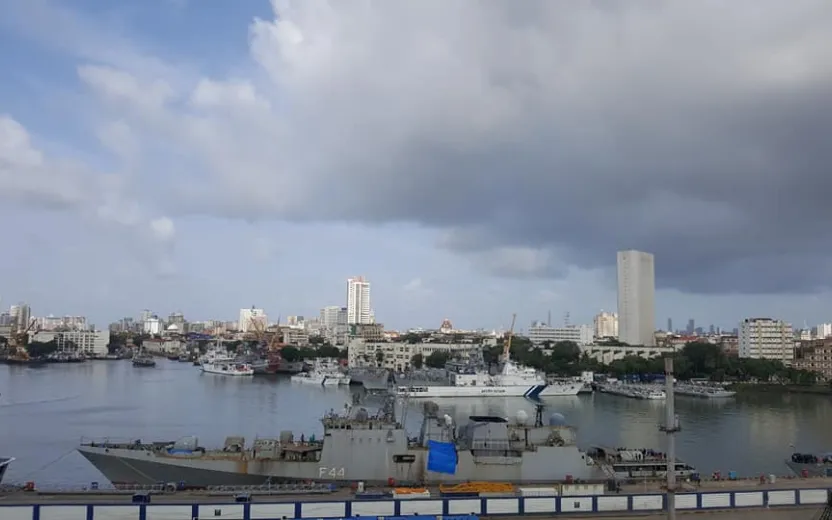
[[238, 306, 267, 333], [738, 318, 794, 363], [667, 318, 673, 333], [616, 250, 656, 346], [346, 277, 372, 324], [320, 306, 347, 329], [593, 311, 619, 339]]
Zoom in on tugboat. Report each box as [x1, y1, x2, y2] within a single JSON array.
[[132, 350, 156, 367]]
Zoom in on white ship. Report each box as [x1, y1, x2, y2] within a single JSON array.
[[290, 358, 350, 386], [201, 362, 254, 376], [395, 315, 581, 399], [198, 345, 235, 366], [395, 360, 581, 398]]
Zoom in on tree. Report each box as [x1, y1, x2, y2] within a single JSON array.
[[280, 346, 301, 362], [425, 350, 450, 368], [317, 344, 342, 358], [411, 353, 423, 369], [402, 333, 423, 344], [27, 340, 58, 358]]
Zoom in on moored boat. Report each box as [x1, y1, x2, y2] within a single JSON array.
[[132, 354, 156, 367], [786, 452, 832, 477], [201, 362, 254, 376]]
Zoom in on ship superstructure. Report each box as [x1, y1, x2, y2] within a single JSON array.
[[77, 398, 605, 487]]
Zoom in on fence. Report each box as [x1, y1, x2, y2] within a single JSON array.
[[0, 487, 829, 519]]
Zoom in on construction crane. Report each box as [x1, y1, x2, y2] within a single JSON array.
[[6, 318, 39, 360], [501, 313, 517, 363], [246, 316, 266, 344]]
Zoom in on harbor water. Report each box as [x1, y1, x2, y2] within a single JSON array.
[[1, 360, 831, 487]]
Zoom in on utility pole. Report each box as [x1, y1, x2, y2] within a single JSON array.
[[659, 355, 681, 520]]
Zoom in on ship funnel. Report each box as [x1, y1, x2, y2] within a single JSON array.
[[516, 410, 528, 425]]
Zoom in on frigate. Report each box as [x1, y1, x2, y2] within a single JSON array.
[[77, 397, 610, 487]]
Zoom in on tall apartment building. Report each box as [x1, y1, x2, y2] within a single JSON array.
[[815, 323, 832, 339], [738, 318, 794, 363], [593, 311, 619, 339], [346, 277, 372, 324], [616, 250, 656, 346], [238, 307, 267, 333], [320, 306, 347, 329]]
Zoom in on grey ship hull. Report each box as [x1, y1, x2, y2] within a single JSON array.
[[0, 457, 13, 484], [78, 441, 605, 487]]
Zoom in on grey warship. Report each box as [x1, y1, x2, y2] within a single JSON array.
[[78, 398, 608, 486]]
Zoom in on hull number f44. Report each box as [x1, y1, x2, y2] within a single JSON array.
[[319, 466, 346, 478]]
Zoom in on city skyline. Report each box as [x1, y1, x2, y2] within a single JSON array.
[[1, 2, 831, 330]]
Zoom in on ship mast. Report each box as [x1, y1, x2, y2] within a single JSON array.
[[502, 314, 517, 363]]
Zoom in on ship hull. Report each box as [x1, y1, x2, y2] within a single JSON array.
[[78, 441, 603, 487], [396, 383, 582, 398], [0, 457, 13, 484]]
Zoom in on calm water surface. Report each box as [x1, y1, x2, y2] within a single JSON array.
[[1, 360, 830, 486]]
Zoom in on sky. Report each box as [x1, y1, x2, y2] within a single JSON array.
[[1, 0, 832, 332]]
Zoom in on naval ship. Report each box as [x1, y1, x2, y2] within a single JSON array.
[[77, 397, 609, 486]]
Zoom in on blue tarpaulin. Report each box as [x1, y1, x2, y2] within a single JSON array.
[[427, 440, 458, 474]]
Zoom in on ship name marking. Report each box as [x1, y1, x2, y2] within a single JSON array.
[[319, 466, 346, 478]]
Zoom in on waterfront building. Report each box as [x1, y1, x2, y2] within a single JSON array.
[[593, 311, 618, 339], [793, 339, 832, 381], [616, 250, 656, 346], [31, 330, 110, 357], [346, 276, 372, 324], [738, 318, 794, 363], [347, 339, 478, 371], [528, 323, 593, 345]]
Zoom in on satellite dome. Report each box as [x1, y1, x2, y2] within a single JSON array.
[[516, 410, 529, 425], [548, 413, 567, 426]]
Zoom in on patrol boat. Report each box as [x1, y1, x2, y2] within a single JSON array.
[[77, 398, 607, 486]]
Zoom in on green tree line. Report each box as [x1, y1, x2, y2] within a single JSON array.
[[410, 338, 818, 384]]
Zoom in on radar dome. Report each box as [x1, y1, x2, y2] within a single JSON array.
[[548, 413, 567, 426], [515, 410, 529, 425]]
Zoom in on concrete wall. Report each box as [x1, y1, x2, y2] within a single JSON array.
[[0, 487, 828, 519]]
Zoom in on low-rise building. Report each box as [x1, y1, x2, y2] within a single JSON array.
[[793, 339, 832, 381], [528, 323, 593, 346], [31, 330, 110, 357], [347, 340, 478, 372], [579, 343, 673, 364]]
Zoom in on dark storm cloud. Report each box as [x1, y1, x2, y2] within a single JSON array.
[[96, 0, 832, 295], [288, 1, 832, 294]]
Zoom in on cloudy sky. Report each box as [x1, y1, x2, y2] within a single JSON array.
[[1, 0, 831, 332]]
